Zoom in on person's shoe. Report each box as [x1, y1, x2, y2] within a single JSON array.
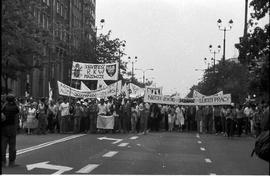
[[8, 162, 19, 167]]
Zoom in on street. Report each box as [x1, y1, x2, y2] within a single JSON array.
[[2, 132, 269, 175]]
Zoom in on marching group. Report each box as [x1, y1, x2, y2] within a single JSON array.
[[2, 95, 269, 137], [2, 94, 269, 167]]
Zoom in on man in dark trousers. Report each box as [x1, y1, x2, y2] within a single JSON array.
[[1, 94, 20, 167]]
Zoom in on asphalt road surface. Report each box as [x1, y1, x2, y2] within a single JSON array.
[[2, 132, 269, 175]]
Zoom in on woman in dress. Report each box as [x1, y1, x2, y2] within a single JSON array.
[[175, 106, 185, 132], [25, 102, 38, 134], [168, 106, 176, 132]]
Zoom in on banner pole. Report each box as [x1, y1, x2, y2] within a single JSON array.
[[69, 62, 73, 104]]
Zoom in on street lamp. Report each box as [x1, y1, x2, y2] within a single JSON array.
[[128, 56, 138, 83], [96, 19, 105, 31], [135, 68, 154, 87], [217, 19, 233, 64], [209, 44, 221, 73]]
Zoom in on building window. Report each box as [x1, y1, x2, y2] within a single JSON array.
[[60, 4, 63, 16], [56, 1, 60, 13], [47, 15, 49, 29], [47, 0, 50, 6], [59, 25, 62, 40], [43, 14, 46, 28], [37, 10, 40, 24]]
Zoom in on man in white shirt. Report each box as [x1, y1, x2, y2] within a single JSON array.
[[59, 98, 69, 133], [98, 99, 107, 115]]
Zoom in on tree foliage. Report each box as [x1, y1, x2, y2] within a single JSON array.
[[235, 0, 269, 101], [2, 0, 53, 93]]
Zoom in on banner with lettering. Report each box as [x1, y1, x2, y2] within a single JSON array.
[[71, 61, 119, 80], [144, 92, 231, 105], [145, 87, 163, 95], [80, 81, 91, 91], [57, 80, 122, 98]]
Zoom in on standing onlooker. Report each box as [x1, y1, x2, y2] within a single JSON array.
[[243, 104, 252, 134], [123, 99, 131, 133], [175, 106, 185, 132], [195, 106, 204, 133], [214, 106, 222, 134], [225, 105, 234, 138], [73, 101, 82, 133], [59, 98, 70, 133], [47, 100, 55, 133], [25, 102, 38, 134], [37, 98, 48, 135], [260, 101, 269, 131], [88, 99, 98, 133], [1, 94, 20, 167], [235, 104, 244, 137], [131, 102, 138, 133], [168, 107, 176, 132], [220, 106, 227, 135]]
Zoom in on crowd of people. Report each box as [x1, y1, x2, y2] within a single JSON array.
[[2, 94, 269, 137], [2, 94, 269, 168]]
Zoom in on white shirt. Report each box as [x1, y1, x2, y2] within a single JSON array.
[[59, 102, 69, 116], [98, 104, 107, 115]]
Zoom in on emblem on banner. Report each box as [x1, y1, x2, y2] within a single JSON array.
[[106, 64, 116, 77], [73, 63, 82, 78]]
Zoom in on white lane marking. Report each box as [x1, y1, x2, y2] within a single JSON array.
[[200, 147, 206, 151], [102, 151, 119, 157], [210, 173, 216, 175], [26, 161, 73, 175], [118, 143, 129, 147], [197, 141, 202, 144], [7, 134, 86, 158], [205, 158, 212, 163], [137, 144, 141, 146], [76, 164, 99, 173], [196, 133, 200, 138], [98, 137, 123, 144], [129, 136, 139, 140]]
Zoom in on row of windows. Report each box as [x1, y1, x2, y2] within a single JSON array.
[[56, 1, 68, 19]]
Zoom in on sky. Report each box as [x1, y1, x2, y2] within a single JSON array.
[[96, 0, 268, 97]]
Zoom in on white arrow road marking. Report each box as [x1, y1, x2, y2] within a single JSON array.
[[76, 164, 99, 174], [102, 151, 119, 157], [26, 161, 73, 175], [129, 136, 138, 140], [118, 143, 129, 147], [205, 158, 212, 163], [200, 147, 206, 151], [197, 141, 202, 144], [98, 137, 123, 144], [7, 134, 86, 158]]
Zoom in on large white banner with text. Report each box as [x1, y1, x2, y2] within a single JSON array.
[[72, 61, 119, 80], [57, 80, 122, 98]]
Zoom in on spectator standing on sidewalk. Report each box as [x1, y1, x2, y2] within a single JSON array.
[[1, 94, 20, 167], [25, 102, 38, 134], [88, 99, 98, 133], [73, 101, 82, 133], [225, 105, 234, 138]]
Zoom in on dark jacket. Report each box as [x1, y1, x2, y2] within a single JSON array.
[[2, 102, 19, 127]]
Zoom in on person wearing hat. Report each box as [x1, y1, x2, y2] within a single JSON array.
[[1, 94, 20, 167]]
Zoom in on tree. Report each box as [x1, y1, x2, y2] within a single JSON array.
[[235, 0, 269, 101], [96, 30, 128, 84], [2, 0, 52, 94], [186, 60, 250, 104]]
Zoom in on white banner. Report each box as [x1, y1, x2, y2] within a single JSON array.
[[72, 61, 119, 80], [129, 83, 144, 98], [144, 92, 231, 106], [97, 80, 108, 90], [97, 115, 114, 129], [57, 80, 122, 99], [145, 87, 163, 95], [193, 90, 205, 99], [80, 81, 91, 91]]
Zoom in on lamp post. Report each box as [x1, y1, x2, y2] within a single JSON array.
[[217, 19, 233, 64], [128, 56, 138, 83], [209, 44, 221, 73], [135, 68, 154, 87]]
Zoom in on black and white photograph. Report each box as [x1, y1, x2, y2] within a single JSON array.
[[1, 0, 269, 175]]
